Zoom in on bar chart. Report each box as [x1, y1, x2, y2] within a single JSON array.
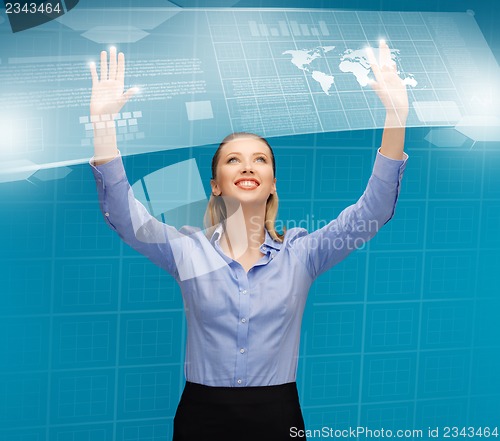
[[248, 20, 330, 37]]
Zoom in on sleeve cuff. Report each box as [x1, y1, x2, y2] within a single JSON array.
[[372, 147, 408, 183], [89, 150, 127, 187]]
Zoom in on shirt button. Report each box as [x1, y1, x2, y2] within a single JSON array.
[[241, 318, 246, 323], [105, 212, 110, 217], [240, 348, 245, 354], [237, 379, 242, 384], [241, 289, 247, 295]]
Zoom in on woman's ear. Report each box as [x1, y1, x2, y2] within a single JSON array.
[[210, 179, 220, 196], [271, 178, 277, 195]]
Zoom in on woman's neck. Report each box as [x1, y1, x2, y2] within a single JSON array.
[[221, 203, 266, 259]]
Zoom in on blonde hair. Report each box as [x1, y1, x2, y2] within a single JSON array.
[[203, 132, 286, 243]]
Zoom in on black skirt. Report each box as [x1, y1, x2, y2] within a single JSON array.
[[173, 381, 306, 441]]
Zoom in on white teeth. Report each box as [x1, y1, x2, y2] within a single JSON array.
[[236, 181, 258, 188]]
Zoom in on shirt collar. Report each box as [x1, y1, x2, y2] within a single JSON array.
[[209, 223, 283, 251]]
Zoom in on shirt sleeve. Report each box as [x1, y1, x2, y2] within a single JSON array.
[[89, 152, 180, 279], [289, 147, 409, 280]]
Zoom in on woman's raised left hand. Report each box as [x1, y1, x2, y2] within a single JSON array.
[[366, 40, 409, 125]]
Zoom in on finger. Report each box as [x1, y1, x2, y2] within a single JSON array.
[[89, 61, 98, 85], [379, 39, 391, 68], [100, 50, 108, 81], [117, 52, 125, 84], [109, 46, 117, 81], [365, 46, 381, 79], [118, 87, 139, 107]]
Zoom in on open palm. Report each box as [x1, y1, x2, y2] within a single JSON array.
[[89, 47, 138, 118], [366, 40, 409, 121]]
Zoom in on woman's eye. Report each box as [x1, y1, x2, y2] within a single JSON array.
[[227, 156, 266, 163]]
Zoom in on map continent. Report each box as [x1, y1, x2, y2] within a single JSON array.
[[283, 45, 418, 94]]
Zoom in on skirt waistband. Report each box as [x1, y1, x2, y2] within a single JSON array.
[[181, 381, 299, 405]]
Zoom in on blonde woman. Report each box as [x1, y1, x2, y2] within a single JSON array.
[[89, 41, 409, 440]]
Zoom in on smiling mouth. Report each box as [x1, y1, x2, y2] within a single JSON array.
[[235, 181, 259, 190]]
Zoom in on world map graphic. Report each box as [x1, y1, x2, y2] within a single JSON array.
[[283, 45, 418, 95]]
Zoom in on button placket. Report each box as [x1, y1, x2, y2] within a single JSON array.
[[95, 170, 105, 188], [235, 276, 250, 387]]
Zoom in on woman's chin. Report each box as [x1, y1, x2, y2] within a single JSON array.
[[221, 192, 267, 208]]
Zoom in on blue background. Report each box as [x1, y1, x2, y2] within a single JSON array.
[[0, 0, 499, 440]]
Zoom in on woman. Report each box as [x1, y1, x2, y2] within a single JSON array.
[[89, 42, 409, 440]]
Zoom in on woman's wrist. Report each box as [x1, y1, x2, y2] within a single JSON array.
[[92, 123, 118, 165], [385, 109, 408, 128]]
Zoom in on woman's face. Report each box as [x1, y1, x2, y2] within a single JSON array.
[[211, 137, 277, 207]]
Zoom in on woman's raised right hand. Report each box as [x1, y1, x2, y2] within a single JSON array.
[[89, 47, 138, 118]]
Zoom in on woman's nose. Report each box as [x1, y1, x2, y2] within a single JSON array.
[[241, 163, 254, 173]]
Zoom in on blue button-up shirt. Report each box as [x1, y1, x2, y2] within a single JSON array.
[[90, 148, 408, 387]]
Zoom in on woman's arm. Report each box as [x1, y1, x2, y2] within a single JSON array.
[[289, 40, 410, 280], [290, 149, 408, 280], [380, 116, 406, 161], [88, 49, 181, 279], [91, 155, 180, 278], [367, 40, 409, 161]]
